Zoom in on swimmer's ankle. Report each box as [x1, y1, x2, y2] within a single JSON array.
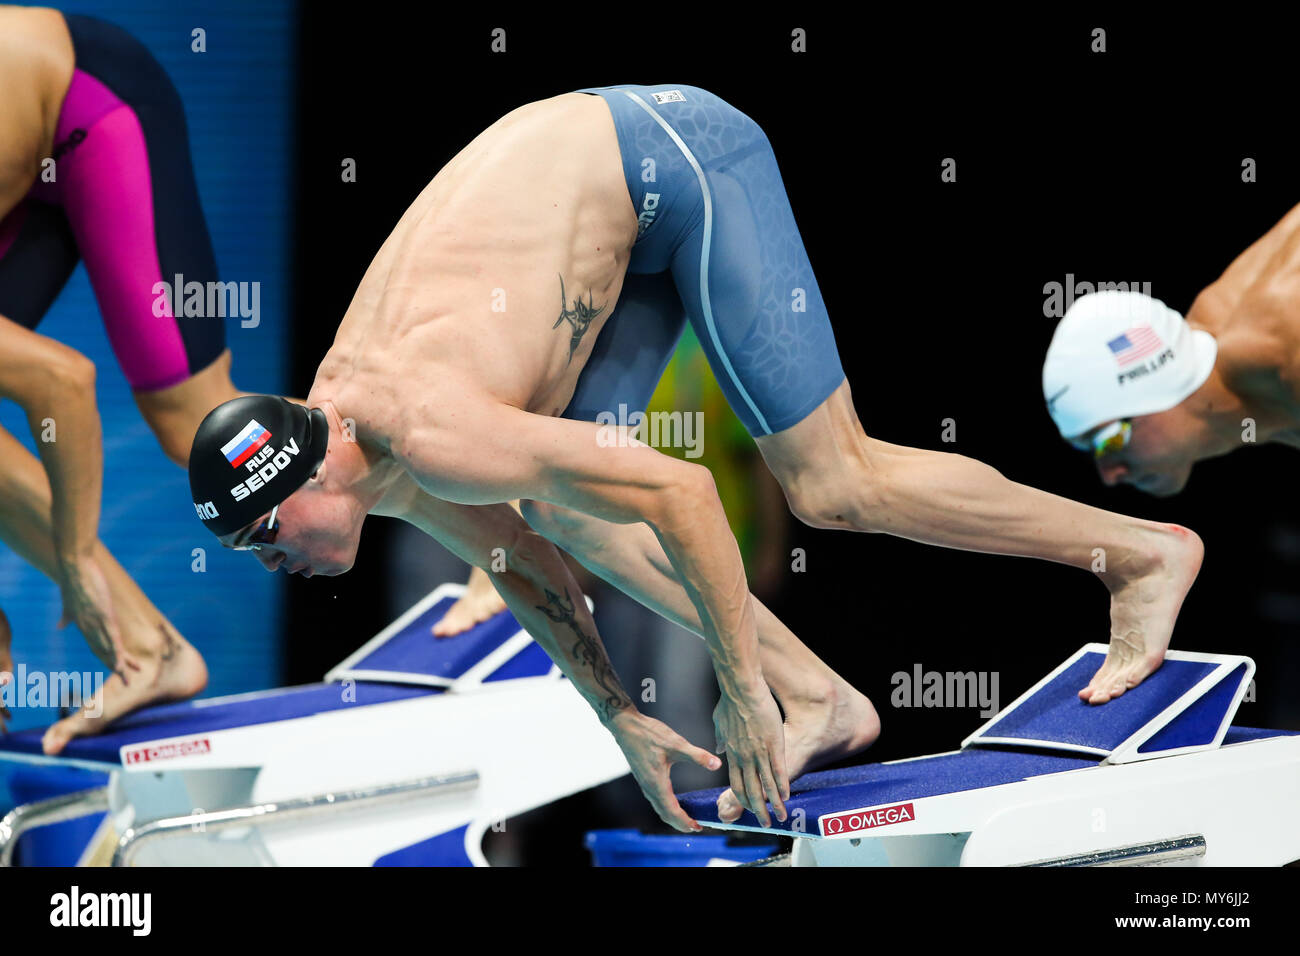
[[777, 674, 839, 713], [1103, 523, 1199, 591]]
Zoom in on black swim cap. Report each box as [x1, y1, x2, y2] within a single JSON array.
[[188, 395, 329, 537]]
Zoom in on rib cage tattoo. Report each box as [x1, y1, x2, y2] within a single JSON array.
[[553, 275, 605, 364], [535, 586, 628, 719]]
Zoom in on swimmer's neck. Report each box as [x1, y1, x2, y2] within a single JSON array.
[[1181, 362, 1297, 456], [316, 399, 405, 513]]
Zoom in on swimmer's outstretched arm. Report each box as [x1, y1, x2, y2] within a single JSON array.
[[391, 398, 789, 825], [373, 484, 720, 831]]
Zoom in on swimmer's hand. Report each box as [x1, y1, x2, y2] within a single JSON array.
[[608, 710, 721, 833], [56, 553, 140, 683], [433, 566, 507, 638], [713, 682, 789, 828]]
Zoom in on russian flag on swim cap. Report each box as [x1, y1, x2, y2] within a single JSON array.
[[221, 419, 271, 468], [190, 396, 330, 537]]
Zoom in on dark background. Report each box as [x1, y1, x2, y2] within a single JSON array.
[[285, 12, 1300, 860]]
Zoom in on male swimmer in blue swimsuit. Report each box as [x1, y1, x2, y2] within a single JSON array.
[[187, 86, 1203, 831]]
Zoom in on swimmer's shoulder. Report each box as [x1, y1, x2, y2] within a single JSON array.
[[0, 7, 74, 211]]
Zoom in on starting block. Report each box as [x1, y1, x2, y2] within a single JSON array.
[[0, 584, 629, 866], [679, 645, 1300, 866]]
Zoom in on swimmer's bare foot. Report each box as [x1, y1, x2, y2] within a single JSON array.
[[1080, 523, 1204, 705], [717, 678, 880, 824], [42, 622, 208, 755], [433, 567, 506, 637]]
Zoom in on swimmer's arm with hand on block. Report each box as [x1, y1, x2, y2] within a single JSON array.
[[0, 316, 138, 678], [373, 482, 717, 831], [387, 398, 789, 827]]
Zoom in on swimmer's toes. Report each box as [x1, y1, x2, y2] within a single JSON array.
[[41, 720, 76, 756], [717, 789, 744, 823]]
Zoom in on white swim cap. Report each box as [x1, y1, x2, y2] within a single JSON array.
[[1042, 290, 1218, 438]]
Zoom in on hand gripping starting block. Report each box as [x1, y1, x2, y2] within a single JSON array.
[[0, 584, 630, 866], [679, 645, 1300, 866]]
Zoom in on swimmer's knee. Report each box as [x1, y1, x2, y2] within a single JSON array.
[[787, 487, 882, 532], [783, 452, 889, 532]]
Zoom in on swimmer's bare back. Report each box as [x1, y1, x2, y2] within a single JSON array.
[[312, 92, 638, 432], [0, 6, 74, 221]]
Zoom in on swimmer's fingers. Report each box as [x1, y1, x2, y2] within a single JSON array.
[[669, 736, 723, 774], [713, 683, 786, 826], [645, 777, 700, 833], [740, 760, 772, 828], [756, 754, 788, 825], [611, 712, 719, 832], [651, 736, 724, 831]]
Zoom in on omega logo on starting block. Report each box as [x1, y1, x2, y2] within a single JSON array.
[[820, 802, 915, 836], [123, 737, 211, 765]]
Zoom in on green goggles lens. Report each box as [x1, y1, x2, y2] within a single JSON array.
[[1075, 420, 1132, 459]]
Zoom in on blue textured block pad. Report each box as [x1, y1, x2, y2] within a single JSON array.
[[345, 597, 525, 680], [681, 748, 1095, 832], [483, 641, 555, 683], [972, 651, 1221, 751], [678, 726, 1296, 833], [1137, 662, 1248, 753], [0, 682, 437, 765], [374, 825, 474, 867]]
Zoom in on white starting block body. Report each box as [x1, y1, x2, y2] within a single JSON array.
[[0, 584, 629, 866], [680, 646, 1300, 866]]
